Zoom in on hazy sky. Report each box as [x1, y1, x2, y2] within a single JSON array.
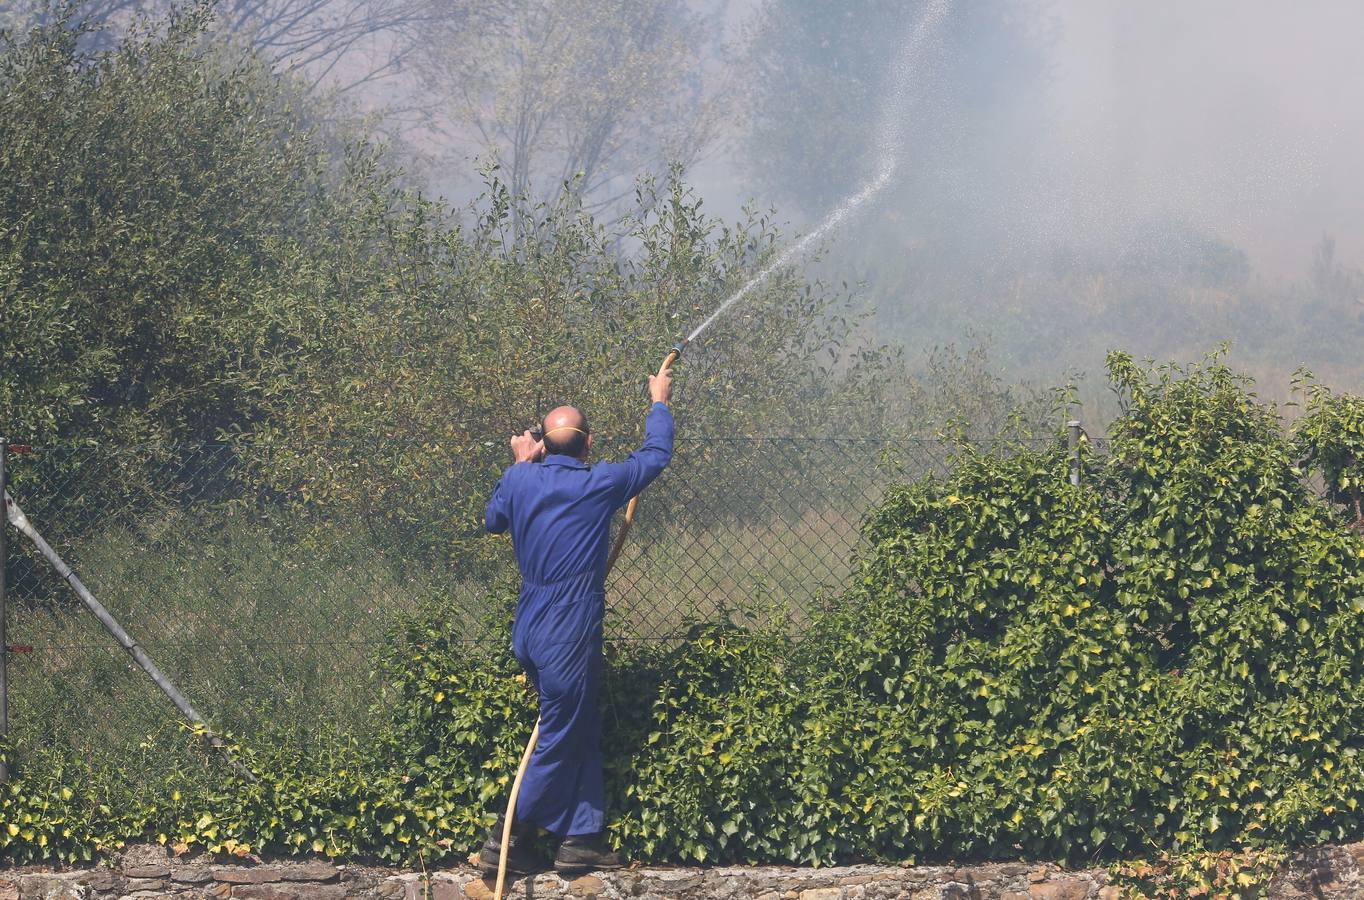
[[684, 0, 1364, 280], [1042, 0, 1364, 275]]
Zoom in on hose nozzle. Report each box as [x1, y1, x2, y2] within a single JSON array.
[[660, 341, 687, 374]]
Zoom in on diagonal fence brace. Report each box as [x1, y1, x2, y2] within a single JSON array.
[[3, 490, 255, 781]]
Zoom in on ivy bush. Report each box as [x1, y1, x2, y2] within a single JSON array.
[[1294, 375, 1364, 529], [7, 352, 1364, 880]]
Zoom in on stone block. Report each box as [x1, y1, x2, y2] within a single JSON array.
[[170, 868, 213, 885], [799, 890, 842, 900], [1001, 893, 1031, 900], [1029, 879, 1091, 900], [211, 870, 283, 886], [0, 878, 18, 900], [1265, 882, 1308, 899], [404, 876, 468, 900], [121, 869, 172, 882], [643, 872, 703, 893], [339, 871, 381, 898], [459, 879, 495, 900], [276, 864, 338, 884], [233, 884, 345, 900], [373, 880, 405, 900], [610, 873, 647, 897], [121, 846, 172, 880], [19, 874, 89, 900], [1096, 888, 1120, 900], [122, 879, 168, 893], [531, 875, 562, 894], [427, 879, 463, 900], [84, 869, 122, 892], [215, 872, 285, 883], [566, 875, 604, 897], [229, 887, 294, 900]]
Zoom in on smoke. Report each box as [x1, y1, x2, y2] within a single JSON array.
[[716, 0, 1364, 273], [685, 0, 1364, 390], [145, 0, 1361, 386], [1031, 0, 1358, 275], [684, 0, 951, 345]]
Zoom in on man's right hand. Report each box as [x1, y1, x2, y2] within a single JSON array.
[[649, 369, 674, 405], [510, 430, 545, 463]]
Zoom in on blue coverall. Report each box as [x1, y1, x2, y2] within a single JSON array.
[[484, 402, 674, 836]]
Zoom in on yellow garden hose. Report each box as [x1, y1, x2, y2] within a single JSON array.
[[493, 345, 683, 899], [492, 719, 539, 899]]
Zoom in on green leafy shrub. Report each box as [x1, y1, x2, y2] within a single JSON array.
[[1294, 376, 1364, 529], [617, 626, 812, 862], [614, 351, 1364, 867], [0, 749, 125, 865], [807, 352, 1364, 863]]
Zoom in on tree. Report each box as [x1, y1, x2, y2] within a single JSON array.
[[0, 5, 904, 561], [0, 5, 377, 449], [1309, 235, 1364, 313], [413, 0, 732, 222], [2, 0, 439, 94]]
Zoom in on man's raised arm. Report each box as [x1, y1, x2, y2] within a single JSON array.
[[607, 370, 675, 507]]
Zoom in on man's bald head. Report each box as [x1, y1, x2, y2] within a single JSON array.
[[542, 405, 591, 458]]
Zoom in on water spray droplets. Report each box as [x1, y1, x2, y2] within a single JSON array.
[[686, 0, 952, 345]]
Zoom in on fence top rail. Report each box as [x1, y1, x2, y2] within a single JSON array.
[[3, 434, 1092, 453]]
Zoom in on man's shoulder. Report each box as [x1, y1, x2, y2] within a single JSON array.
[[501, 461, 537, 482], [582, 458, 636, 487]]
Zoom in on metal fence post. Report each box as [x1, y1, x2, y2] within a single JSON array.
[[1067, 420, 1082, 487], [1, 436, 8, 783]]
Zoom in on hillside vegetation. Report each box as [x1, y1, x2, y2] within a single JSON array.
[[7, 9, 1364, 897]]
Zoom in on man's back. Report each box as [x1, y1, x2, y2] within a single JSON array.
[[485, 402, 674, 587]]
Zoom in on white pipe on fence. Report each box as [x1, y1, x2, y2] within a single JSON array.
[[3, 490, 254, 781]]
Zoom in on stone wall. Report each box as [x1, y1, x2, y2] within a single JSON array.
[[4, 841, 1363, 900]]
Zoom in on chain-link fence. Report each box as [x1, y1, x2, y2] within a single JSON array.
[[8, 424, 1349, 788], [2, 435, 986, 780]]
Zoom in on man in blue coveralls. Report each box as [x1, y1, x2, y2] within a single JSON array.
[[478, 368, 674, 875]]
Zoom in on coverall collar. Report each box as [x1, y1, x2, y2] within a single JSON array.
[[542, 454, 589, 469]]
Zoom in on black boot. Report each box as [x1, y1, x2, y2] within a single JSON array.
[[553, 832, 626, 873], [478, 816, 541, 875]]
